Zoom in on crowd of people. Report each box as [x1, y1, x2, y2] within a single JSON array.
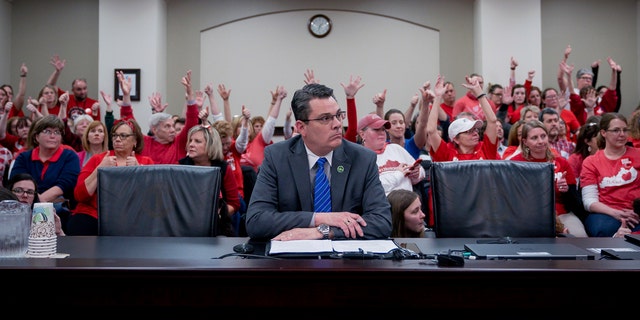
[[1, 47, 640, 240]]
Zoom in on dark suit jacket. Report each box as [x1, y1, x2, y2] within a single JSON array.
[[246, 135, 392, 240]]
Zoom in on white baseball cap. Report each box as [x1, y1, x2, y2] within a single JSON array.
[[448, 118, 483, 138]]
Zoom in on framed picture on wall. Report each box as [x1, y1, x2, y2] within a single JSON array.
[[114, 68, 141, 101]]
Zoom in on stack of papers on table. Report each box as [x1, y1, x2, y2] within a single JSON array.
[[267, 239, 399, 257]]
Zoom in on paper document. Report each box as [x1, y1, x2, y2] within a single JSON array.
[[268, 239, 398, 255]]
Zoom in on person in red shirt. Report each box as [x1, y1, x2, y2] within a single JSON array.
[[427, 75, 499, 162], [46, 55, 100, 121], [451, 73, 497, 121], [509, 120, 587, 236]]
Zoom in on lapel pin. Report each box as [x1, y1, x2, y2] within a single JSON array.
[[337, 165, 344, 173]]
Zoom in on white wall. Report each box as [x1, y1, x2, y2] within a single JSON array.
[[477, 0, 542, 89], [201, 10, 440, 119], [98, 0, 166, 134], [0, 1, 12, 86]]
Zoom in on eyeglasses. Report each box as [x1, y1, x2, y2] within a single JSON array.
[[605, 128, 631, 135], [12, 188, 35, 197], [461, 128, 479, 135], [579, 76, 593, 81], [301, 111, 346, 125], [40, 129, 61, 136], [111, 133, 135, 140]]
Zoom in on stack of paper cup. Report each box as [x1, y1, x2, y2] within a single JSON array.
[[27, 202, 57, 257]]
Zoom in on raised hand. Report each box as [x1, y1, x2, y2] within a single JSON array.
[[116, 71, 132, 97], [20, 63, 28, 76], [217, 84, 231, 100], [582, 87, 597, 109], [304, 69, 318, 85], [340, 75, 364, 99], [181, 70, 193, 101], [461, 75, 483, 97], [510, 56, 518, 69], [49, 55, 66, 71], [372, 89, 387, 107], [563, 45, 572, 61], [148, 92, 168, 113], [502, 84, 513, 105], [204, 83, 214, 97], [194, 90, 205, 110], [58, 91, 70, 106]]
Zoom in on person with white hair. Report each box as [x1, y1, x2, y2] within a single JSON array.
[[117, 70, 199, 164]]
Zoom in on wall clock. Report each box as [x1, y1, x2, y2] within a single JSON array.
[[308, 14, 331, 38]]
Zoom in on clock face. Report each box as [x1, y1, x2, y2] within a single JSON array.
[[308, 14, 331, 38]]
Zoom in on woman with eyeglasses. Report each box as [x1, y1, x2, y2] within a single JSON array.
[[66, 118, 154, 235], [10, 115, 80, 234], [427, 75, 499, 162], [581, 112, 640, 237], [7, 173, 64, 236]]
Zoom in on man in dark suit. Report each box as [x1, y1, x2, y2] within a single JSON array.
[[246, 83, 391, 240]]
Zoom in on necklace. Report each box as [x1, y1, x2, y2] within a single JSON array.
[[604, 147, 626, 159]]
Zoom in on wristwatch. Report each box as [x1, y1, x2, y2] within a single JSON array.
[[317, 224, 330, 239]]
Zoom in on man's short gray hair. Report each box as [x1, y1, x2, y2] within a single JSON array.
[[148, 112, 172, 129]]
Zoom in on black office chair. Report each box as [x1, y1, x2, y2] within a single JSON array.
[[97, 165, 221, 236], [430, 160, 556, 238]]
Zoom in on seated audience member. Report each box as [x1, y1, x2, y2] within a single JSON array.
[[47, 55, 101, 121], [211, 120, 246, 199], [173, 116, 186, 134], [581, 112, 640, 237], [0, 116, 31, 158], [539, 107, 570, 159], [245, 83, 392, 241], [495, 119, 507, 158], [528, 86, 543, 107], [557, 118, 576, 154], [62, 114, 93, 152], [358, 114, 425, 195], [10, 115, 80, 231], [7, 173, 64, 236], [502, 120, 524, 160], [520, 105, 541, 122], [117, 70, 198, 164], [510, 120, 588, 237], [628, 108, 640, 148], [77, 121, 109, 167], [240, 86, 287, 172], [540, 87, 580, 140], [383, 93, 430, 159], [427, 75, 499, 161], [388, 189, 428, 238], [32, 85, 62, 121], [178, 125, 240, 237], [568, 119, 600, 182], [67, 118, 154, 236]]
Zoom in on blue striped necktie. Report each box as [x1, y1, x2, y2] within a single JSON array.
[[314, 157, 331, 212]]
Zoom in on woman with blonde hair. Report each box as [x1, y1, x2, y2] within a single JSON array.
[[77, 120, 109, 167]]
